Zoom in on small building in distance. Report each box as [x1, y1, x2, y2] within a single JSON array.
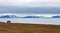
[[7, 21, 11, 23]]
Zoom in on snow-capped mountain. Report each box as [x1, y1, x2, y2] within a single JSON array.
[[0, 15, 19, 18], [0, 15, 44, 18], [0, 13, 60, 18], [52, 15, 60, 18]]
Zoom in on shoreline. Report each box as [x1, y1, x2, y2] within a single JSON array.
[[0, 22, 60, 26]]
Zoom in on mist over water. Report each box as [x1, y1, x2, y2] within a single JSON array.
[[0, 18, 60, 25]]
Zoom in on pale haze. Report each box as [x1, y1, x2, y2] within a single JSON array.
[[0, 0, 60, 14], [0, 0, 60, 7]]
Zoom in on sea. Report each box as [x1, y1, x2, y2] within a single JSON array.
[[0, 13, 60, 25]]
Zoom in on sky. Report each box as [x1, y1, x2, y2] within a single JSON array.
[[0, 0, 60, 14], [0, 0, 60, 7]]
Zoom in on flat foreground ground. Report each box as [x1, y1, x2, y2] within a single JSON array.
[[0, 23, 60, 33]]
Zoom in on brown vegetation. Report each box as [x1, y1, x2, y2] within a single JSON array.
[[0, 23, 60, 33]]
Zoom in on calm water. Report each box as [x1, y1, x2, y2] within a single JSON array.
[[0, 18, 60, 25]]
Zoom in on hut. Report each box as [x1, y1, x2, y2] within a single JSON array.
[[7, 21, 11, 23]]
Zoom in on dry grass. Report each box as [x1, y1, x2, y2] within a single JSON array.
[[0, 23, 60, 33]]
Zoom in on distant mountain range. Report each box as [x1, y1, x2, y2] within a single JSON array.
[[0, 15, 41, 18], [0, 15, 60, 18]]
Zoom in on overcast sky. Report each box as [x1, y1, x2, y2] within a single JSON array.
[[0, 0, 60, 7]]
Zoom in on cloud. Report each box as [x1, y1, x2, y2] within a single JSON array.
[[0, 0, 60, 7]]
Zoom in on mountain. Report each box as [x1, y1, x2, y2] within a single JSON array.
[[22, 16, 40, 18], [0, 15, 18, 18], [52, 15, 60, 18]]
